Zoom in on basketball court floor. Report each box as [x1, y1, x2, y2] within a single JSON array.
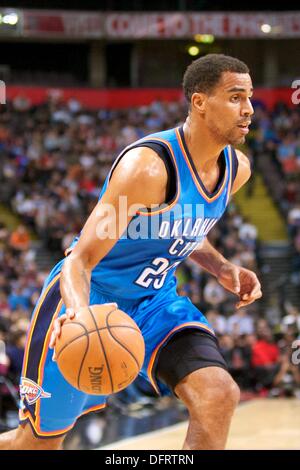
[[98, 399, 300, 450]]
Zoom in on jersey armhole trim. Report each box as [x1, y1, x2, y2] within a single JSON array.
[[108, 136, 180, 217], [225, 145, 233, 205], [136, 137, 180, 216], [230, 146, 239, 189]]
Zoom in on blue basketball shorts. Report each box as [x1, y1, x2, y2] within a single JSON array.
[[19, 268, 214, 438]]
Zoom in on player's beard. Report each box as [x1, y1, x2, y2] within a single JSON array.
[[208, 120, 245, 146], [227, 130, 246, 146]]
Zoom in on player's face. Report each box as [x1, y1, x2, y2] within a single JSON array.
[[204, 72, 254, 146]]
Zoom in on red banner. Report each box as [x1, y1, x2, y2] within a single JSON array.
[[19, 10, 300, 39], [6, 86, 183, 109], [5, 85, 298, 110]]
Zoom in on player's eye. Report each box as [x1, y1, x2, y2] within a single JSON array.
[[230, 95, 240, 103]]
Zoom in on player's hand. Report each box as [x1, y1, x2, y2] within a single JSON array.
[[217, 262, 262, 309], [49, 303, 118, 361], [50, 307, 76, 361]]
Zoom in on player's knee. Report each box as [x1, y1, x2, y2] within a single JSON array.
[[176, 367, 240, 415], [216, 374, 240, 410]]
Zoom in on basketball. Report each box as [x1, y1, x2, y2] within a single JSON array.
[[54, 304, 145, 395]]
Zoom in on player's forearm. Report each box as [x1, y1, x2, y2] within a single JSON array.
[[60, 254, 92, 310], [189, 238, 228, 277]]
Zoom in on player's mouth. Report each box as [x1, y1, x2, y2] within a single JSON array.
[[237, 121, 251, 135]]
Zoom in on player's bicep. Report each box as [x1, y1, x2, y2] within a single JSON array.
[[68, 197, 131, 270], [68, 148, 167, 269], [231, 149, 251, 195]]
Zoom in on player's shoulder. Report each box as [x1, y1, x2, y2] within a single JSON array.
[[231, 148, 251, 194], [109, 145, 168, 207], [234, 148, 250, 168], [117, 145, 167, 183]]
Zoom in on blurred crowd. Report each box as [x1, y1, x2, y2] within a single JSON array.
[[248, 104, 300, 284], [0, 95, 300, 428]]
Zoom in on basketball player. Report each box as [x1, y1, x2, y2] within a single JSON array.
[[0, 54, 261, 450]]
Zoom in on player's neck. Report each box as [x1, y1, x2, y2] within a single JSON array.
[[182, 117, 225, 171]]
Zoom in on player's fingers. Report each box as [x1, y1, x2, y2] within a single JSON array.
[[241, 283, 262, 301], [57, 313, 67, 325], [49, 318, 62, 346], [52, 315, 66, 340], [231, 268, 240, 294], [52, 349, 57, 362], [66, 308, 75, 319], [236, 299, 254, 309], [50, 315, 67, 350], [250, 284, 262, 298], [236, 293, 261, 309], [103, 302, 118, 309], [49, 331, 56, 349]]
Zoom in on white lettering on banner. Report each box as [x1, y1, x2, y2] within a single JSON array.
[[166, 14, 190, 37], [106, 13, 132, 38], [63, 14, 104, 37], [21, 11, 300, 38], [192, 13, 225, 36]]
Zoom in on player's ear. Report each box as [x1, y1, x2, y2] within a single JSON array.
[[191, 92, 207, 114]]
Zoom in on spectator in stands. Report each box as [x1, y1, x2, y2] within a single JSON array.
[[251, 325, 280, 394], [5, 326, 28, 384], [8, 286, 30, 312], [0, 327, 10, 378], [9, 225, 30, 253], [282, 303, 300, 333], [206, 309, 227, 335], [291, 229, 300, 284], [219, 334, 252, 389], [203, 278, 227, 309], [288, 202, 300, 237], [0, 223, 9, 244], [238, 217, 258, 249], [274, 329, 300, 397], [227, 308, 255, 336]]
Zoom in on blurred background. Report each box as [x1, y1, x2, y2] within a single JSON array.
[[0, 0, 299, 449]]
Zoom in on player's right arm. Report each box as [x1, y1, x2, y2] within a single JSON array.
[[50, 147, 167, 351]]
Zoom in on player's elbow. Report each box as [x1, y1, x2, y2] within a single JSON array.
[[61, 250, 93, 279]]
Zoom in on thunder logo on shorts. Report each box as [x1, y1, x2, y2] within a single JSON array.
[[20, 377, 51, 405]]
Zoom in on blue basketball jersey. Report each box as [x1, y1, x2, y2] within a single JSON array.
[[65, 126, 234, 299]]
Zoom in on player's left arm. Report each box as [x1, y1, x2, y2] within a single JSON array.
[[231, 148, 251, 195], [189, 149, 262, 308]]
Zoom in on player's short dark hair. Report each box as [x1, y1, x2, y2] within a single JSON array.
[[183, 54, 249, 103]]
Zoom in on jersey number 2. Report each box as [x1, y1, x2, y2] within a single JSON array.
[[135, 257, 179, 290]]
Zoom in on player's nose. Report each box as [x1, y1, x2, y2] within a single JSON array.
[[241, 98, 254, 117]]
